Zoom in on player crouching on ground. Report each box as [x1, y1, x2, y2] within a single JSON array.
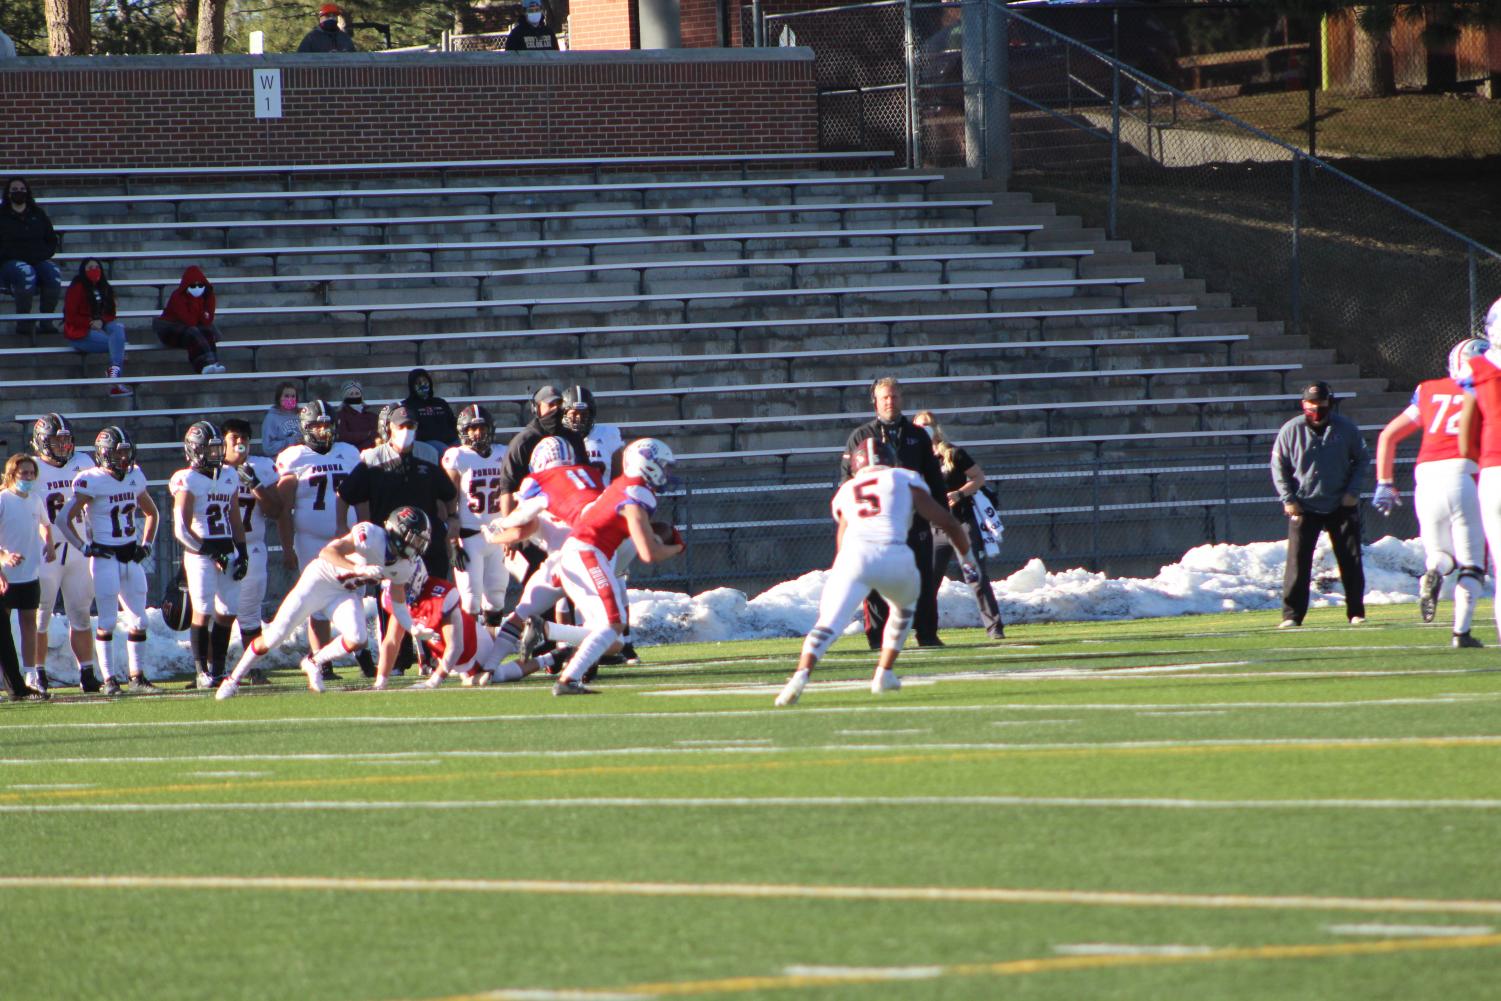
[[216, 507, 430, 700], [373, 571, 560, 690], [549, 438, 684, 695], [776, 438, 976, 707]]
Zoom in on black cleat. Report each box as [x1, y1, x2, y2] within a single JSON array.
[[321, 665, 342, 682], [1453, 631, 1484, 649], [79, 668, 102, 694], [127, 675, 158, 693], [1419, 570, 1442, 623], [620, 642, 641, 666], [552, 679, 598, 696], [101, 676, 122, 696], [247, 668, 271, 686]]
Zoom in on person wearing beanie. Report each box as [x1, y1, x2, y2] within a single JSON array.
[[298, 3, 357, 51], [336, 379, 379, 450], [154, 265, 225, 375], [506, 0, 560, 50]]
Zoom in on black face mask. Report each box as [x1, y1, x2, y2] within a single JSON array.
[[8, 192, 25, 206], [415, 383, 432, 400], [320, 17, 339, 31], [538, 409, 563, 434]]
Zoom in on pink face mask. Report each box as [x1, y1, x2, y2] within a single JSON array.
[[280, 396, 299, 411]]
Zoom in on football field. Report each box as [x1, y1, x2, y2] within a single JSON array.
[[3, 604, 1500, 1001]]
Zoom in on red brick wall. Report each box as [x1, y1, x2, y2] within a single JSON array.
[[0, 51, 817, 169], [570, 0, 638, 50]]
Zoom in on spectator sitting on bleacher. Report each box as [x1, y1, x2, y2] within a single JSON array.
[[298, 3, 357, 52], [336, 379, 378, 450], [506, 0, 561, 51], [153, 265, 225, 375], [403, 368, 458, 455], [262, 381, 303, 457], [63, 258, 132, 398], [0, 177, 62, 340]]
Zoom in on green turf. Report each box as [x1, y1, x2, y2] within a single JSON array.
[[2, 603, 1500, 1000]]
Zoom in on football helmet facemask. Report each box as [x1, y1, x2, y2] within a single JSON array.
[[94, 426, 136, 480], [184, 420, 225, 474], [561, 385, 596, 436], [31, 412, 75, 465], [457, 404, 494, 453], [621, 438, 676, 490], [298, 400, 336, 454]]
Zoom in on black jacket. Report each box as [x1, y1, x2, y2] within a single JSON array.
[[842, 416, 947, 511], [338, 450, 457, 576], [0, 201, 59, 265], [402, 368, 458, 447], [297, 26, 357, 52], [506, 21, 560, 50], [498, 419, 589, 494]]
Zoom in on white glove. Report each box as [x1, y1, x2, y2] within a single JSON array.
[[1372, 482, 1401, 516], [409, 622, 438, 645], [960, 555, 981, 586]]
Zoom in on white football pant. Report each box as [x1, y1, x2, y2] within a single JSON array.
[[236, 542, 268, 634], [456, 532, 508, 617], [89, 553, 148, 680], [184, 550, 241, 620], [37, 540, 93, 632], [803, 543, 920, 662], [1416, 458, 1485, 634]]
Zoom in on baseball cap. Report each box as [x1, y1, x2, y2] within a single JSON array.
[[1300, 381, 1334, 403], [319, 3, 342, 16], [533, 384, 562, 406], [524, 0, 543, 8]]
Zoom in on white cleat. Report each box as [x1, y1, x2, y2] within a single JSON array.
[[300, 656, 325, 694], [1348, 616, 1366, 626], [416, 673, 445, 689], [214, 676, 239, 701], [196, 671, 215, 690], [871, 669, 901, 695], [775, 669, 809, 707], [1277, 618, 1300, 629], [371, 676, 388, 691]]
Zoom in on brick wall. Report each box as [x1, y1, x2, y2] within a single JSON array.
[[0, 50, 817, 170], [569, 0, 638, 50]]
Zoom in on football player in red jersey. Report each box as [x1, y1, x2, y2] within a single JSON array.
[[373, 572, 560, 689], [1374, 337, 1488, 645], [545, 438, 684, 695]]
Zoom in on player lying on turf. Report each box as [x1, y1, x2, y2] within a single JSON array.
[[215, 507, 430, 700], [372, 570, 560, 689], [776, 438, 975, 707]]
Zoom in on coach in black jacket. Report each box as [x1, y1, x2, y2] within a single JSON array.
[[497, 385, 591, 581], [842, 377, 948, 647]]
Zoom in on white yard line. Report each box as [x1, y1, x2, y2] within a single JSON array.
[[6, 795, 1501, 814], [782, 965, 943, 980], [1138, 711, 1230, 717], [4, 873, 1501, 917], [1326, 923, 1495, 937], [184, 771, 268, 779], [6, 783, 95, 791]]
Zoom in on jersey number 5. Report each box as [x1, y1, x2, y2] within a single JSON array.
[[853, 482, 882, 518]]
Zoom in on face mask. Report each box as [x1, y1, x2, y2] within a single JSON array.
[[415, 383, 432, 400], [346, 401, 364, 413], [85, 267, 102, 282], [280, 397, 298, 411], [8, 191, 24, 206], [187, 285, 206, 298], [1303, 404, 1330, 426], [526, 11, 543, 24], [14, 480, 33, 496], [232, 443, 248, 457], [390, 427, 417, 451], [321, 17, 339, 30]]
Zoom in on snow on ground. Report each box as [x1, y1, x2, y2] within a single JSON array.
[[25, 535, 1441, 682]]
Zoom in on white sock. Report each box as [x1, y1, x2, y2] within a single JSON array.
[[560, 629, 618, 684], [126, 637, 145, 678], [544, 622, 593, 646], [311, 639, 354, 668], [493, 660, 525, 683], [1455, 575, 1480, 634], [96, 635, 117, 680]]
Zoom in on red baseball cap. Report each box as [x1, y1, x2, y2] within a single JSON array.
[[319, 3, 342, 15]]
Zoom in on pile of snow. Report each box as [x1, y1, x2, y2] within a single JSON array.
[[26, 535, 1443, 682]]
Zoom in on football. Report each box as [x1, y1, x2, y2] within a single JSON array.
[[652, 521, 683, 547]]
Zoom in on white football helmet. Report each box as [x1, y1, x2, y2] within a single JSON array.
[[1448, 337, 1491, 382], [621, 438, 676, 489], [529, 436, 575, 474], [1486, 296, 1501, 342]]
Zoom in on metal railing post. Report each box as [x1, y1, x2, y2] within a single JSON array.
[[1290, 153, 1302, 336], [1469, 245, 1479, 333], [751, 0, 764, 47], [903, 0, 921, 169], [1108, 19, 1120, 241]]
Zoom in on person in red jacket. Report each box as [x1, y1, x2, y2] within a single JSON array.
[[153, 265, 225, 374], [62, 257, 131, 398]]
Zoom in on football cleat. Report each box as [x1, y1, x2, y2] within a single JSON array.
[[101, 676, 122, 696], [1453, 631, 1484, 649], [78, 667, 102, 693], [215, 677, 240, 701], [416, 673, 445, 690], [1418, 570, 1442, 623], [519, 615, 548, 660], [300, 656, 326, 694], [620, 642, 641, 666], [871, 670, 901, 694], [196, 671, 215, 691], [127, 675, 158, 694], [775, 669, 809, 707], [553, 679, 597, 696], [246, 668, 271, 686]]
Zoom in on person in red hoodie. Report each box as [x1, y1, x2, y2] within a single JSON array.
[[62, 257, 131, 398], [154, 265, 225, 375]]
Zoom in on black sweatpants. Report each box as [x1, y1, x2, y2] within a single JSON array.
[[0, 579, 41, 697], [934, 518, 1004, 638], [864, 522, 939, 647], [1282, 505, 1366, 624]]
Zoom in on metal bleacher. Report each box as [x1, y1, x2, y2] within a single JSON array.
[[3, 153, 1399, 585]]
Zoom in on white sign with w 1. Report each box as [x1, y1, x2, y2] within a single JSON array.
[[254, 69, 283, 119]]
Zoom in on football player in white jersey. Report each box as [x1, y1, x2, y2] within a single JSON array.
[[275, 400, 360, 663], [441, 404, 510, 625], [775, 439, 974, 707], [28, 413, 102, 691], [170, 422, 250, 689], [59, 427, 160, 696], [217, 507, 431, 700], [221, 417, 282, 683]]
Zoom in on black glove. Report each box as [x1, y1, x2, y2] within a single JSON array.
[[236, 462, 260, 489], [231, 542, 249, 582], [82, 542, 109, 559], [448, 535, 468, 572], [130, 540, 153, 564], [203, 538, 234, 572]]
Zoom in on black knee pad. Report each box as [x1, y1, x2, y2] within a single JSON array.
[[95, 629, 112, 642], [1459, 565, 1485, 584]]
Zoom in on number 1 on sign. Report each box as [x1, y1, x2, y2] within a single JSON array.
[[254, 69, 283, 119]]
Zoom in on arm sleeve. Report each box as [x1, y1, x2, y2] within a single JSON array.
[[337, 462, 371, 506], [1344, 426, 1372, 496], [1270, 426, 1297, 503], [497, 433, 531, 493]]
